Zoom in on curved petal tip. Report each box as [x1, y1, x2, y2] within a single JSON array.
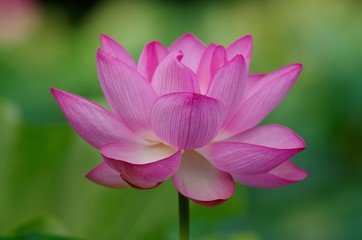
[[85, 162, 129, 189], [101, 143, 181, 189], [191, 198, 227, 207]]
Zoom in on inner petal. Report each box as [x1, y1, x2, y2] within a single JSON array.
[[151, 92, 225, 150]]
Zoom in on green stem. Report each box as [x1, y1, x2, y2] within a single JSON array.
[[178, 192, 190, 240]]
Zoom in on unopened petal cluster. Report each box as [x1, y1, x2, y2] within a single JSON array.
[[52, 33, 307, 206]]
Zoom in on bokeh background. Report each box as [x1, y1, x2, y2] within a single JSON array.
[[1, 0, 361, 239]]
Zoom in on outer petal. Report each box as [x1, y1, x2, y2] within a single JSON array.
[[101, 143, 181, 189], [233, 160, 308, 188], [85, 162, 129, 189], [151, 93, 225, 150], [96, 49, 158, 139], [51, 88, 143, 148], [226, 35, 253, 71], [224, 64, 303, 135], [151, 51, 199, 96], [206, 55, 247, 123], [169, 33, 206, 73], [198, 125, 305, 175], [172, 151, 235, 207], [100, 34, 136, 68], [228, 124, 306, 149], [243, 74, 267, 100], [197, 44, 227, 94], [137, 41, 168, 82]]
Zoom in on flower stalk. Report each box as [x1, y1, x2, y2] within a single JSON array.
[[178, 192, 190, 240]]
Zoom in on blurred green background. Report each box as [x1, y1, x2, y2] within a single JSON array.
[[1, 0, 361, 239]]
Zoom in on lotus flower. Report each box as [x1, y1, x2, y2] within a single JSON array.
[[51, 33, 307, 207]]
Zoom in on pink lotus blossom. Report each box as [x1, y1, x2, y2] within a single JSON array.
[[51, 34, 307, 207]]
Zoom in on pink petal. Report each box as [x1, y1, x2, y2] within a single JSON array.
[[85, 162, 129, 189], [228, 124, 306, 149], [101, 143, 181, 189], [169, 33, 206, 73], [214, 73, 265, 141], [197, 44, 227, 94], [137, 41, 168, 82], [198, 125, 305, 175], [226, 35, 253, 71], [151, 51, 199, 96], [211, 46, 227, 75], [243, 74, 267, 100], [151, 93, 225, 150], [206, 55, 247, 123], [51, 88, 143, 148], [191, 199, 228, 207], [96, 49, 158, 139], [196, 44, 216, 93], [172, 151, 235, 207], [100, 34, 136, 68], [199, 143, 304, 176], [224, 64, 303, 135], [233, 160, 308, 188]]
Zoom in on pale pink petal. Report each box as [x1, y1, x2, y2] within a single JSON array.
[[197, 44, 216, 93], [226, 35, 253, 71], [211, 45, 227, 75], [223, 64, 303, 135], [85, 162, 129, 189], [172, 151, 235, 207], [197, 44, 227, 94], [233, 160, 308, 188], [151, 93, 225, 150], [169, 33, 206, 73], [137, 41, 168, 82], [151, 51, 199, 96], [207, 55, 247, 123], [100, 34, 136, 68], [96, 49, 158, 139], [214, 73, 265, 141], [228, 124, 305, 149], [191, 199, 227, 207], [101, 143, 181, 189], [243, 74, 267, 100], [198, 125, 305, 175], [51, 88, 144, 148]]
